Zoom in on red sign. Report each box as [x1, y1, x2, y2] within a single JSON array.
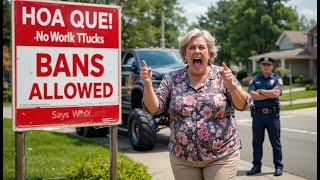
[[12, 0, 121, 131]]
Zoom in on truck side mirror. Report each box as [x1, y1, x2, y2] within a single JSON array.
[[130, 62, 137, 72]]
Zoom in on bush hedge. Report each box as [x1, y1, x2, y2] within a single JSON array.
[[65, 155, 152, 180], [251, 70, 262, 77], [241, 76, 252, 86], [274, 67, 291, 85], [294, 75, 313, 85], [236, 70, 247, 81], [305, 84, 317, 90], [3, 90, 11, 103]]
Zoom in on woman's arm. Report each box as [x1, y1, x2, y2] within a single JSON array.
[[228, 83, 248, 110], [219, 62, 251, 110]]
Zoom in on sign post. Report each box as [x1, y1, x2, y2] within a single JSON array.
[[110, 126, 118, 180], [12, 0, 121, 178], [15, 132, 24, 180]]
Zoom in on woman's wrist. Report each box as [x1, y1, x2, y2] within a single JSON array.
[[143, 81, 153, 89], [228, 83, 237, 91]]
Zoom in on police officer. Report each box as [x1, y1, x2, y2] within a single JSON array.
[[246, 57, 284, 176]]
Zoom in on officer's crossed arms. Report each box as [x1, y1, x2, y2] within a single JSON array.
[[249, 85, 282, 101]]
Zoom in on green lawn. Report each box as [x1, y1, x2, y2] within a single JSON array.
[[3, 102, 11, 107], [280, 90, 317, 101], [281, 102, 317, 111], [3, 118, 150, 179], [242, 84, 302, 92], [240, 86, 316, 101]]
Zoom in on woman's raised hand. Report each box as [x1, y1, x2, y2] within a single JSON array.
[[219, 62, 234, 86], [140, 60, 153, 87]]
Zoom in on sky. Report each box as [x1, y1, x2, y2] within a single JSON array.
[[177, 0, 317, 25]]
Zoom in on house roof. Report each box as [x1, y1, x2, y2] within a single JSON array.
[[249, 47, 312, 60], [275, 31, 307, 46], [304, 23, 317, 34]]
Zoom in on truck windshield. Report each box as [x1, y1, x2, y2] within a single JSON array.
[[137, 50, 186, 69]]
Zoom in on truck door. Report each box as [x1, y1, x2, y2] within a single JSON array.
[[121, 52, 138, 113]]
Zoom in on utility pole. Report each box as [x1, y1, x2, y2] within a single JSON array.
[[160, 10, 165, 48]]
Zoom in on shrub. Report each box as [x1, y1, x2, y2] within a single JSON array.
[[3, 90, 11, 103], [305, 84, 312, 90], [294, 75, 313, 85], [236, 70, 247, 81], [251, 70, 262, 77], [241, 76, 252, 86], [274, 67, 291, 85], [311, 85, 317, 90], [274, 67, 291, 77], [65, 155, 152, 180], [3, 82, 11, 90]]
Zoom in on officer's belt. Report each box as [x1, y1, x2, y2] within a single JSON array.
[[254, 107, 280, 115]]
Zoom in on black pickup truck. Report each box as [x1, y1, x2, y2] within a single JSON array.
[[76, 48, 185, 151]]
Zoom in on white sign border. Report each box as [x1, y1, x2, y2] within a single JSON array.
[[12, 0, 122, 131]]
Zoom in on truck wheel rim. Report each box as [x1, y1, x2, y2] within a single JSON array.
[[131, 119, 139, 143]]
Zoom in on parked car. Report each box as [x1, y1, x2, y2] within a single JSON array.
[[76, 48, 186, 151]]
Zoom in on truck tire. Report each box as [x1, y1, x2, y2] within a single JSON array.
[[76, 127, 84, 136], [128, 108, 157, 151], [83, 127, 94, 137]]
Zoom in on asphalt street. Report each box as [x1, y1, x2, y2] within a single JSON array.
[[235, 108, 317, 180]]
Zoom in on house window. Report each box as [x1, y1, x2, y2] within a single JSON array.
[[313, 33, 317, 47], [280, 39, 293, 50]]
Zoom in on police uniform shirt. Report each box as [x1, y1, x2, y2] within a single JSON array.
[[248, 72, 283, 108]]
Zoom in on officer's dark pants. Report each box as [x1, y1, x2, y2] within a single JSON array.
[[252, 112, 283, 170]]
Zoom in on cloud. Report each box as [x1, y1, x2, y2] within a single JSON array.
[[284, 0, 317, 20], [178, 0, 218, 24], [179, 0, 317, 24], [284, 0, 303, 6], [299, 9, 317, 20], [182, 3, 208, 24]]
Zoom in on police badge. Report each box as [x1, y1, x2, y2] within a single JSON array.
[[270, 79, 274, 85]]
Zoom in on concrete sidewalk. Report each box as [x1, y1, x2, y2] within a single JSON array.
[[282, 87, 305, 93]]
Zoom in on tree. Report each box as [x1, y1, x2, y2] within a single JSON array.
[[296, 13, 317, 31], [4, 0, 187, 50], [118, 0, 161, 49], [3, 0, 11, 49], [152, 0, 187, 48], [3, 46, 11, 82], [197, 0, 237, 66], [119, 0, 187, 49], [225, 0, 301, 68], [195, 0, 316, 71]]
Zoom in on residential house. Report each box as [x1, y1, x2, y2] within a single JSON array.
[[248, 24, 317, 84]]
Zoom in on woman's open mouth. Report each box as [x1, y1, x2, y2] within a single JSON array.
[[193, 58, 202, 68]]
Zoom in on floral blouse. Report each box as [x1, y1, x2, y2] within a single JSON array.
[[143, 65, 252, 162]]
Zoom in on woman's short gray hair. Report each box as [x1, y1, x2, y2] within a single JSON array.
[[178, 28, 220, 64]]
